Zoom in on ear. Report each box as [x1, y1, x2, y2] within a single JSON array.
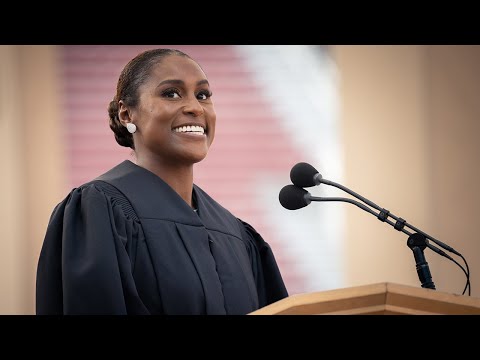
[[118, 100, 132, 127]]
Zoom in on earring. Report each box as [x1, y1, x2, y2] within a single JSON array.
[[126, 123, 137, 134]]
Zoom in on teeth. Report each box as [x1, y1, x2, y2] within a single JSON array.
[[174, 125, 205, 135]]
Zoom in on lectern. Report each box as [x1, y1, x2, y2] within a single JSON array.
[[249, 282, 480, 315]]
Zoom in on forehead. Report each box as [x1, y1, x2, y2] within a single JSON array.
[[149, 55, 207, 82]]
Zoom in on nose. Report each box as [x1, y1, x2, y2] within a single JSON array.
[[183, 96, 204, 117]]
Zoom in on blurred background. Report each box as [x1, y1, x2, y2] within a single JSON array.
[[1, 45, 479, 314]]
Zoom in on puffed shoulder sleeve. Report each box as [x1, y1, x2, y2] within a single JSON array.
[[238, 219, 289, 307], [36, 183, 149, 315]]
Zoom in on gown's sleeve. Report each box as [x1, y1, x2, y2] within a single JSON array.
[[238, 219, 289, 308], [36, 183, 149, 315]]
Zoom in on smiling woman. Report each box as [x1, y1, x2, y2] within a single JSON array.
[[35, 48, 288, 315], [109, 51, 216, 204]]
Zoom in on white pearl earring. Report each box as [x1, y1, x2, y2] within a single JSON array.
[[126, 123, 137, 134]]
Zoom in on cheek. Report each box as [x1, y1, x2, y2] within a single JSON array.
[[140, 104, 170, 127], [207, 112, 216, 143]]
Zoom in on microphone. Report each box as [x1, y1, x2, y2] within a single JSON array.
[[279, 185, 311, 210], [290, 162, 322, 187], [280, 184, 380, 215], [281, 162, 471, 295], [289, 162, 461, 257]]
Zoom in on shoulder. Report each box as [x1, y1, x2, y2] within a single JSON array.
[[237, 218, 265, 243], [61, 160, 136, 209], [53, 178, 139, 223], [65, 180, 119, 200], [84, 180, 140, 222], [58, 160, 132, 203]]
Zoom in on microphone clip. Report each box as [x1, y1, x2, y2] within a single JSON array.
[[377, 208, 390, 222]]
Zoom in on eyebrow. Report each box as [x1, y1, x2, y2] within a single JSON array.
[[156, 79, 210, 88]]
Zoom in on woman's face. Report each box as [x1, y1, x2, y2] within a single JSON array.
[[129, 55, 216, 165]]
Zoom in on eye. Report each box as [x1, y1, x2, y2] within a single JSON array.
[[197, 90, 213, 100], [162, 88, 181, 99]]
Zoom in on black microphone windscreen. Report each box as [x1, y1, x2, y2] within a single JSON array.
[[279, 185, 310, 210], [290, 162, 319, 187]]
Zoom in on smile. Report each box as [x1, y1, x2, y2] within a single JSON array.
[[172, 125, 206, 136]]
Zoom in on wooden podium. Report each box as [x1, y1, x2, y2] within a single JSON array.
[[249, 282, 480, 315]]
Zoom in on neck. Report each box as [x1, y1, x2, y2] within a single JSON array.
[[135, 156, 194, 208]]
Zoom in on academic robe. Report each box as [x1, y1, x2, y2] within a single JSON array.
[[36, 160, 288, 315]]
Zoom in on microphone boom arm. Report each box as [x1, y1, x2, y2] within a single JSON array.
[[319, 179, 460, 256], [308, 194, 448, 257]]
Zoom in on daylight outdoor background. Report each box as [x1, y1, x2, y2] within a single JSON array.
[[1, 45, 479, 314]]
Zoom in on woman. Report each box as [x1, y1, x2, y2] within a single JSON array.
[[36, 48, 288, 315]]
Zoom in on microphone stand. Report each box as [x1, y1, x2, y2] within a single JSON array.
[[305, 193, 440, 290], [287, 160, 471, 294], [314, 177, 453, 291], [407, 233, 436, 290]]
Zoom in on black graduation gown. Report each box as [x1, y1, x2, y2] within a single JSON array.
[[36, 160, 288, 315]]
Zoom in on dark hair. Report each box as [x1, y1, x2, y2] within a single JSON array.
[[108, 48, 191, 149]]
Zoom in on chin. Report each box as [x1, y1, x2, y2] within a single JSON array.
[[191, 155, 208, 164], [184, 151, 208, 164]]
